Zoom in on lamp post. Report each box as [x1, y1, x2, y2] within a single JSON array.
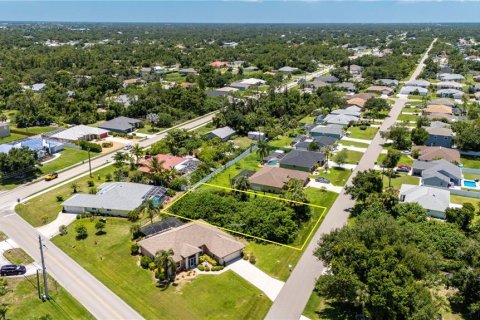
[[87, 146, 92, 178]]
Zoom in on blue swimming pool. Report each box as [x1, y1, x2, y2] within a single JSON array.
[[463, 180, 478, 188], [266, 160, 279, 166]]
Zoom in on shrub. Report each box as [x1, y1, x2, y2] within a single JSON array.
[[140, 256, 152, 269], [87, 180, 95, 187], [249, 254, 256, 264], [197, 265, 205, 271], [199, 254, 217, 266], [79, 141, 102, 153], [211, 266, 224, 271], [242, 254, 249, 260], [166, 189, 176, 197], [56, 195, 64, 202], [148, 262, 156, 271], [105, 173, 113, 182], [204, 266, 211, 272], [75, 225, 88, 240], [359, 125, 367, 131], [130, 243, 139, 255], [88, 187, 97, 194], [102, 142, 113, 148], [58, 225, 67, 235]]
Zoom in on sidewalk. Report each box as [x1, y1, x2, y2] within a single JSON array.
[[307, 179, 343, 193], [341, 137, 372, 144]]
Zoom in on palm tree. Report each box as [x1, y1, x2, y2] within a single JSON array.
[[154, 249, 176, 282], [113, 151, 127, 168], [322, 145, 333, 173], [130, 144, 143, 164], [145, 199, 157, 225], [256, 139, 270, 161], [284, 179, 309, 220], [0, 304, 7, 320], [70, 182, 79, 193], [232, 175, 250, 201]]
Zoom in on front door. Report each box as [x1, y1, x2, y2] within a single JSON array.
[[188, 256, 196, 269]]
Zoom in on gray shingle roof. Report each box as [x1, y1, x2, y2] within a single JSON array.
[[310, 125, 344, 136], [399, 184, 450, 213], [279, 150, 324, 169], [208, 126, 236, 140], [99, 116, 142, 132]]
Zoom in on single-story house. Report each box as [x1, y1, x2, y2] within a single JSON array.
[[349, 64, 363, 75], [331, 106, 361, 117], [474, 84, 480, 93], [22, 83, 46, 92], [0, 138, 64, 157], [0, 122, 9, 138], [428, 98, 455, 107], [436, 81, 464, 90], [438, 73, 465, 82], [310, 125, 344, 139], [139, 154, 200, 175], [346, 97, 367, 109], [247, 131, 265, 141], [366, 85, 394, 96], [138, 221, 245, 270], [99, 116, 142, 134], [424, 104, 453, 116], [122, 78, 145, 88], [310, 79, 328, 90], [112, 94, 137, 107], [412, 159, 461, 187], [279, 149, 325, 172], [425, 127, 453, 148], [248, 166, 310, 193], [206, 87, 239, 97], [429, 121, 450, 128], [179, 68, 198, 76], [399, 184, 450, 219], [315, 76, 339, 83], [322, 114, 359, 127], [400, 86, 428, 96], [278, 66, 298, 73], [376, 79, 399, 88], [294, 136, 337, 151], [412, 146, 460, 163], [230, 78, 266, 91], [153, 66, 165, 74], [439, 65, 452, 74], [335, 82, 356, 92], [206, 126, 236, 141], [210, 61, 228, 68], [263, 151, 286, 163], [437, 89, 464, 99], [405, 80, 430, 88], [63, 182, 168, 216], [244, 66, 259, 71], [48, 125, 108, 142]]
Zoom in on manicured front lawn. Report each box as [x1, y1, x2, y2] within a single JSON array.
[[382, 172, 420, 190], [344, 150, 364, 164], [0, 132, 28, 143], [347, 127, 378, 140], [398, 114, 419, 122], [450, 195, 480, 211], [268, 135, 293, 149], [312, 167, 352, 186], [3, 248, 34, 265], [377, 153, 414, 166], [52, 218, 271, 319], [338, 140, 369, 148], [460, 156, 480, 169], [16, 166, 116, 227], [39, 148, 96, 174], [0, 276, 94, 319], [207, 152, 262, 187], [135, 124, 165, 134]]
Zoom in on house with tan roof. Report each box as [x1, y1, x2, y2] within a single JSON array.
[[248, 166, 310, 193], [138, 154, 200, 175], [412, 146, 460, 163], [424, 104, 453, 115], [366, 86, 394, 96], [138, 221, 244, 270]]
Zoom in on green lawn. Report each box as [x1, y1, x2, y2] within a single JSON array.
[[0, 132, 28, 143], [461, 156, 480, 169], [398, 114, 419, 122], [382, 172, 420, 190], [347, 127, 378, 140], [193, 123, 216, 135], [135, 124, 165, 134], [39, 148, 96, 174], [303, 292, 357, 319], [463, 172, 480, 180], [162, 72, 186, 83], [300, 115, 315, 124], [16, 165, 116, 227], [232, 136, 254, 149], [52, 218, 271, 319], [3, 248, 34, 265], [338, 140, 369, 148], [344, 150, 364, 164], [311, 167, 352, 186], [268, 135, 294, 149], [377, 153, 414, 166], [0, 275, 93, 319], [208, 152, 262, 187], [402, 108, 422, 113], [11, 125, 58, 135], [450, 195, 480, 211], [246, 188, 338, 281]]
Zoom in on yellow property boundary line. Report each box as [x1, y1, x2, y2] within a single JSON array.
[[160, 182, 328, 251]]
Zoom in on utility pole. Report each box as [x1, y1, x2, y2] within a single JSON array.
[[87, 146, 92, 178], [38, 235, 49, 301]]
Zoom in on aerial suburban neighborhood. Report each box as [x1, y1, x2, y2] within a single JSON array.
[[0, 4, 479, 320]]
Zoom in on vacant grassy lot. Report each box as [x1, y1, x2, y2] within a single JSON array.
[[207, 152, 262, 187], [461, 155, 480, 169], [3, 248, 34, 265], [53, 218, 271, 319], [39, 148, 96, 174], [338, 140, 369, 148], [0, 275, 93, 319], [268, 135, 294, 149], [16, 165, 116, 227], [0, 132, 28, 143], [312, 167, 352, 186], [347, 127, 378, 140], [300, 115, 315, 124], [136, 124, 165, 134], [232, 136, 254, 149], [382, 172, 420, 190]]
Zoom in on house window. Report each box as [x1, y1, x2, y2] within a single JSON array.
[[188, 256, 196, 269]]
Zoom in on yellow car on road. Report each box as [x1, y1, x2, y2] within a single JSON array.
[[45, 172, 59, 181]]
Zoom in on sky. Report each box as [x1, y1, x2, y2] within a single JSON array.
[[0, 1, 480, 23]]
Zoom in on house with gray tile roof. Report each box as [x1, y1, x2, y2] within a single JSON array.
[[437, 89, 464, 99], [310, 125, 344, 139], [63, 182, 167, 216], [206, 126, 236, 141], [438, 73, 465, 81], [279, 149, 325, 172], [405, 80, 431, 88], [412, 159, 462, 188], [399, 184, 450, 219], [331, 107, 361, 117], [376, 79, 399, 88], [322, 114, 359, 126], [294, 136, 337, 151], [335, 82, 356, 92], [425, 127, 453, 148], [400, 86, 428, 96], [99, 116, 142, 134], [315, 75, 339, 83], [278, 66, 297, 73]]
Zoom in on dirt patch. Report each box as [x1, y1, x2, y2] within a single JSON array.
[[173, 270, 198, 291]]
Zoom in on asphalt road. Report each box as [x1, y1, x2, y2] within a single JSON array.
[[265, 39, 437, 320], [0, 111, 216, 320]]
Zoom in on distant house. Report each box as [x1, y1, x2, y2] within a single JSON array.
[[438, 73, 465, 81], [366, 86, 394, 96], [412, 159, 461, 187], [315, 76, 339, 84], [206, 87, 239, 97], [230, 78, 266, 91], [435, 81, 464, 90], [179, 68, 198, 76], [138, 154, 200, 175], [279, 149, 325, 172], [335, 82, 356, 93], [405, 80, 430, 88], [400, 86, 428, 96], [248, 166, 310, 193], [48, 125, 108, 142], [99, 116, 142, 134], [474, 84, 480, 92], [310, 126, 344, 139], [222, 42, 239, 48], [310, 79, 328, 90], [138, 221, 244, 270], [425, 127, 453, 148], [0, 138, 64, 158], [0, 122, 10, 139], [424, 104, 453, 116], [22, 83, 46, 92], [376, 79, 399, 88], [278, 66, 298, 73], [437, 89, 464, 99], [153, 66, 165, 74], [428, 98, 455, 107], [206, 126, 236, 141], [412, 146, 460, 163], [247, 131, 265, 141], [112, 94, 137, 107], [122, 78, 145, 88], [140, 67, 152, 76], [244, 66, 259, 72], [349, 64, 363, 75], [294, 136, 337, 151], [63, 182, 168, 215], [399, 184, 450, 219], [429, 121, 450, 129], [331, 106, 361, 117], [322, 114, 359, 127], [346, 97, 367, 109], [210, 61, 228, 68]]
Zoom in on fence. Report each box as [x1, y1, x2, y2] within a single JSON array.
[[195, 144, 258, 187]]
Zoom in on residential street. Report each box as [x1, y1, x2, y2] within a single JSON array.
[[265, 39, 437, 320]]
